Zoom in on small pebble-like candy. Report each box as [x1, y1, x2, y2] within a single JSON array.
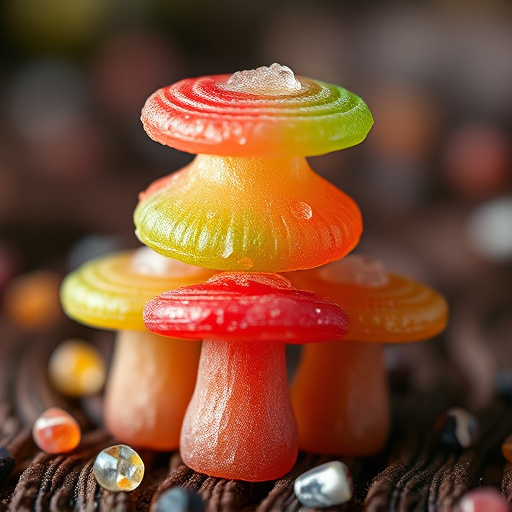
[[49, 339, 106, 396], [32, 407, 81, 453], [294, 461, 353, 508], [501, 434, 512, 463], [435, 407, 479, 450], [156, 487, 204, 512], [467, 197, 512, 262], [0, 447, 15, 484], [457, 487, 509, 512], [93, 444, 144, 492], [3, 271, 61, 330]]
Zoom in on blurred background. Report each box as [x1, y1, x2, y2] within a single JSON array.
[[0, 0, 511, 411]]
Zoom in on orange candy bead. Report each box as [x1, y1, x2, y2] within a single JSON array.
[[32, 407, 81, 454], [3, 271, 62, 330], [49, 339, 106, 397], [502, 435, 512, 463]]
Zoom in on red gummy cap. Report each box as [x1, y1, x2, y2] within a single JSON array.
[[143, 272, 348, 343]]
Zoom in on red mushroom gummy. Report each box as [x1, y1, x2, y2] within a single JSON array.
[[144, 272, 348, 482]]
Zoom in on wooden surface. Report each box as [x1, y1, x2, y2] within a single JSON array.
[[1, 316, 512, 512]]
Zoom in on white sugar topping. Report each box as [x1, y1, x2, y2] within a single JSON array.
[[131, 247, 204, 278], [319, 255, 390, 288], [221, 63, 302, 96]]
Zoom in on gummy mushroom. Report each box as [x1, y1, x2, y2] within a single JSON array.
[[135, 64, 372, 273], [143, 272, 348, 482], [289, 255, 448, 456], [61, 247, 215, 450]]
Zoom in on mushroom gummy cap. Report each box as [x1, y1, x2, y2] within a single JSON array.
[[61, 249, 215, 331], [143, 272, 348, 343], [289, 255, 448, 343], [141, 67, 373, 158]]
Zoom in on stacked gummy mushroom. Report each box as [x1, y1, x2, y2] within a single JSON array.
[[60, 63, 449, 487], [61, 246, 216, 450], [289, 255, 448, 456], [135, 64, 370, 483]]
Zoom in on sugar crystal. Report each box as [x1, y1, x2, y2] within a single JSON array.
[[319, 255, 390, 288], [221, 63, 301, 96]]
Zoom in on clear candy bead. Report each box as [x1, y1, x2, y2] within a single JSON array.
[[93, 444, 144, 492], [294, 461, 353, 508]]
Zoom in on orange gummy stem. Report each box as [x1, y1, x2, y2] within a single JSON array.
[[105, 330, 200, 451], [180, 339, 298, 482], [291, 340, 389, 456]]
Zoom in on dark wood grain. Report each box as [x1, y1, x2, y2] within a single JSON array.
[[1, 318, 512, 511]]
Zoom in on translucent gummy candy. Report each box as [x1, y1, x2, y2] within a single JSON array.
[[93, 444, 144, 492], [32, 408, 81, 454]]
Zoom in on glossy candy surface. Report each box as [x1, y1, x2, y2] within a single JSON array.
[[144, 272, 348, 343], [4, 271, 61, 330], [144, 272, 348, 481], [290, 255, 448, 456], [61, 248, 215, 331], [32, 407, 81, 454], [289, 255, 448, 342], [104, 330, 200, 451], [61, 248, 210, 451], [49, 339, 106, 396], [141, 65, 373, 158], [292, 341, 389, 456], [135, 155, 362, 272], [294, 461, 353, 508], [457, 487, 510, 512], [93, 444, 144, 492], [180, 338, 297, 481]]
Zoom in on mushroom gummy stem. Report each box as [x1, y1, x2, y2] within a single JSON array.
[[291, 340, 389, 456], [143, 271, 348, 481], [180, 338, 297, 482], [105, 329, 200, 451]]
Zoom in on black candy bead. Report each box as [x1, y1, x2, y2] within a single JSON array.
[[156, 487, 204, 512], [435, 407, 479, 450], [0, 447, 15, 484], [495, 368, 512, 402]]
